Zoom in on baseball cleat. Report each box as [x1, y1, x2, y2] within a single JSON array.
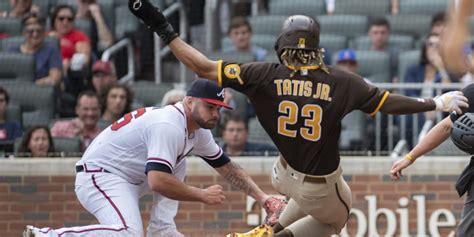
[[226, 224, 273, 237], [22, 225, 35, 237]]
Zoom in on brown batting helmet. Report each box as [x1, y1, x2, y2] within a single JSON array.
[[274, 15, 321, 60]]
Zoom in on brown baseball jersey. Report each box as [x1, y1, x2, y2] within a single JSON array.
[[217, 61, 389, 175]]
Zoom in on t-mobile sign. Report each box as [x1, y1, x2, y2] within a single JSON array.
[[246, 195, 457, 236]]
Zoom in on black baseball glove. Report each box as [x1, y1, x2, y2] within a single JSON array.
[[128, 0, 178, 44]]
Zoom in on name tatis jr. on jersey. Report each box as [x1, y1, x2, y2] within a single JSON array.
[[274, 79, 332, 102]]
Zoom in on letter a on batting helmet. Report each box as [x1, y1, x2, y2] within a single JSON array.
[[451, 113, 474, 154], [274, 15, 321, 60]]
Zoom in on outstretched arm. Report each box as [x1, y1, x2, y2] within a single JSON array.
[[390, 117, 452, 180], [214, 161, 269, 204], [380, 91, 468, 115], [441, 0, 473, 73], [128, 0, 219, 81]]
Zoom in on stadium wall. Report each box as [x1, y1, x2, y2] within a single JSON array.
[[0, 157, 468, 237]]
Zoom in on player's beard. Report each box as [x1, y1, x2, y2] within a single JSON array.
[[192, 109, 217, 129]]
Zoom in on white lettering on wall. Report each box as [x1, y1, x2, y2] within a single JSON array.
[[246, 195, 457, 235]]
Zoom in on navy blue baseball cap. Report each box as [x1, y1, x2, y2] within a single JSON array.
[[186, 79, 233, 110], [336, 49, 357, 63]]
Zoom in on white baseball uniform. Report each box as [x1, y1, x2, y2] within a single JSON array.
[[33, 103, 225, 237]]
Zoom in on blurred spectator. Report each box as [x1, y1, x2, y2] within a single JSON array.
[[51, 91, 101, 150], [404, 33, 450, 147], [221, 114, 277, 156], [8, 14, 62, 87], [223, 17, 267, 61], [17, 125, 54, 158], [75, 0, 114, 53], [365, 17, 399, 79], [335, 49, 358, 74], [0, 87, 22, 143], [91, 60, 117, 94], [100, 83, 133, 123], [0, 0, 39, 18], [430, 12, 446, 35], [160, 89, 186, 106], [49, 5, 92, 91]]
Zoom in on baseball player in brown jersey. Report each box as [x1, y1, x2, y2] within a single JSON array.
[[129, 1, 469, 236]]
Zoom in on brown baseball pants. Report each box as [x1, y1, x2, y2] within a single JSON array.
[[271, 157, 352, 237]]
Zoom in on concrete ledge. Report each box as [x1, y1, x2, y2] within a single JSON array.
[[0, 156, 468, 176]]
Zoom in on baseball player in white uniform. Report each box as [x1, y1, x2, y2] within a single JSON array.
[[24, 80, 286, 237]]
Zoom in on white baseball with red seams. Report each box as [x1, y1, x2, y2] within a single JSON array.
[[26, 103, 223, 237]]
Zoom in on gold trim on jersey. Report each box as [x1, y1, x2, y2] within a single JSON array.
[[286, 65, 320, 71], [217, 60, 223, 87], [369, 91, 390, 116]]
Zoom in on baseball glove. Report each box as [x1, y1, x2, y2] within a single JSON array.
[[263, 196, 287, 226]]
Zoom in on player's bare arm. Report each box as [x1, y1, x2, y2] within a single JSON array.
[[441, 0, 473, 73], [214, 160, 287, 226], [390, 117, 452, 180], [214, 161, 269, 204], [147, 170, 225, 205], [128, 0, 219, 81]]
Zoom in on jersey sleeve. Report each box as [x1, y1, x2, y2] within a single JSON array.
[[217, 61, 276, 95], [144, 122, 183, 172], [192, 130, 223, 160], [345, 72, 389, 115]]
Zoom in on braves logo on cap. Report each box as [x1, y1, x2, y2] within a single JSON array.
[[217, 89, 225, 99]]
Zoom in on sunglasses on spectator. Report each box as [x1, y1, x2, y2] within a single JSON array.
[[25, 28, 44, 35], [57, 16, 74, 22]]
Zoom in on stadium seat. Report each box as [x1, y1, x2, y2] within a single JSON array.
[[340, 111, 366, 150], [0, 2, 9, 12], [318, 15, 368, 38], [0, 18, 22, 37], [1, 36, 60, 51], [221, 34, 275, 51], [398, 50, 420, 82], [399, 0, 448, 15], [264, 54, 280, 63], [269, 0, 325, 17], [320, 34, 347, 54], [114, 5, 140, 39], [207, 51, 255, 63], [333, 0, 390, 16], [386, 15, 431, 38], [248, 15, 287, 37], [6, 102, 22, 127], [0, 53, 34, 82], [350, 35, 414, 51], [247, 117, 274, 145], [0, 82, 55, 128], [52, 137, 82, 155], [332, 50, 390, 80], [227, 88, 249, 119], [130, 81, 174, 107]]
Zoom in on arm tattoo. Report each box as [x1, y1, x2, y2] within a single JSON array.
[[223, 161, 251, 194]]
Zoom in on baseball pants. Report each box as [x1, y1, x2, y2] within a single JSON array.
[[457, 180, 474, 237], [34, 161, 186, 237], [271, 157, 352, 237]]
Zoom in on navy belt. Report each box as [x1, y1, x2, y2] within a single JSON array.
[[76, 165, 110, 173]]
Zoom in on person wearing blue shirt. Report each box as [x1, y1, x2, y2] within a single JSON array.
[[223, 16, 267, 61], [0, 87, 22, 144], [8, 13, 62, 86], [221, 114, 278, 156]]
